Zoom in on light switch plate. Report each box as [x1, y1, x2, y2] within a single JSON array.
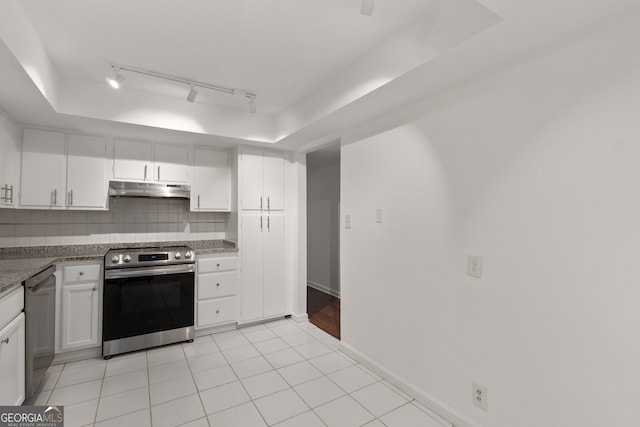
[[345, 214, 351, 229], [468, 255, 482, 278]]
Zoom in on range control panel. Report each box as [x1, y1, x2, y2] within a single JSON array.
[[105, 246, 195, 269]]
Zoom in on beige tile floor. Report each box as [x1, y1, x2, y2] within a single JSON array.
[[26, 319, 449, 427]]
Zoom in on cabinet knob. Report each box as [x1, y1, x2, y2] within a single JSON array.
[[216, 263, 220, 267], [216, 310, 220, 314], [216, 283, 220, 287], [79, 271, 84, 276], [93, 287, 97, 291], [1, 337, 9, 345]]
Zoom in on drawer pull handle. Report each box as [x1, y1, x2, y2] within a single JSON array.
[[1, 338, 9, 345]]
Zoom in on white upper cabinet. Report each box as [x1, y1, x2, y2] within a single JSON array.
[[20, 128, 67, 208], [154, 143, 190, 183], [241, 149, 284, 211], [113, 139, 189, 183], [191, 148, 230, 211], [113, 138, 153, 181], [67, 134, 108, 209], [20, 129, 108, 210], [0, 114, 20, 207]]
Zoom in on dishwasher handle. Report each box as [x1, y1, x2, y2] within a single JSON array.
[[24, 265, 56, 290]]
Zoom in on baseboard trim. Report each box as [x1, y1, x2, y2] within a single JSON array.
[[53, 346, 102, 365], [194, 323, 237, 337], [340, 342, 482, 427], [291, 313, 309, 322], [307, 280, 341, 298]]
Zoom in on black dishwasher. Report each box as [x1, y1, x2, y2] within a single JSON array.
[[24, 265, 56, 398]]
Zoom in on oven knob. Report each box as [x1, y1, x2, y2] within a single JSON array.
[[111, 255, 120, 263], [185, 252, 192, 259], [123, 255, 132, 263], [175, 252, 182, 260]]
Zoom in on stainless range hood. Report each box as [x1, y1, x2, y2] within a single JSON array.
[[109, 181, 190, 199]]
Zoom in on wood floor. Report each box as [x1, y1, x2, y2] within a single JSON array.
[[307, 286, 341, 339]]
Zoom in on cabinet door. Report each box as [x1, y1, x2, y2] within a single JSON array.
[[61, 282, 100, 351], [191, 148, 230, 211], [241, 149, 264, 210], [263, 152, 285, 211], [154, 144, 189, 183], [20, 129, 66, 208], [0, 313, 25, 405], [113, 138, 152, 181], [67, 134, 107, 209], [0, 115, 19, 207], [241, 214, 264, 321], [263, 214, 286, 317]]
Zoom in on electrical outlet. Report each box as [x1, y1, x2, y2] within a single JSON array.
[[468, 255, 482, 278], [345, 214, 351, 229], [472, 383, 488, 411]]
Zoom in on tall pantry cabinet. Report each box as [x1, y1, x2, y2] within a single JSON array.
[[239, 149, 286, 322]]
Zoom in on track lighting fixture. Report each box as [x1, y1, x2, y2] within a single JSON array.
[[361, 0, 375, 16], [107, 64, 257, 112], [186, 84, 198, 103], [106, 67, 124, 89]]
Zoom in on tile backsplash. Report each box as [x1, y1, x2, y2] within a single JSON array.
[[0, 198, 228, 248]]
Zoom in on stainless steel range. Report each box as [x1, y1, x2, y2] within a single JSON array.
[[103, 246, 196, 358]]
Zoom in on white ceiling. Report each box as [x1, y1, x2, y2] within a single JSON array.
[[1, 0, 639, 150], [19, 0, 441, 116]]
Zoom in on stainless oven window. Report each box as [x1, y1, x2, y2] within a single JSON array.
[[103, 271, 194, 341]]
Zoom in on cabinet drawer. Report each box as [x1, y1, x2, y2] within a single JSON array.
[[0, 286, 24, 332], [63, 264, 101, 283], [197, 297, 236, 327], [198, 271, 236, 300], [198, 257, 237, 273]]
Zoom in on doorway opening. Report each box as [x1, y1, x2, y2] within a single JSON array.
[[306, 143, 341, 339]]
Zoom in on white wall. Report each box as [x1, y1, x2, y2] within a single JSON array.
[[340, 13, 640, 427], [307, 161, 340, 297]]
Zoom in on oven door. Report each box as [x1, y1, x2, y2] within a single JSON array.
[[103, 264, 195, 342]]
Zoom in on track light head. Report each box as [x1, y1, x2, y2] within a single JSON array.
[[232, 89, 247, 99], [107, 67, 124, 89], [187, 84, 198, 103], [361, 0, 375, 16]]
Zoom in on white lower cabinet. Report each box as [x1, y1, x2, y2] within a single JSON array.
[[196, 254, 238, 329], [0, 286, 25, 405], [240, 213, 285, 322], [58, 262, 102, 352]]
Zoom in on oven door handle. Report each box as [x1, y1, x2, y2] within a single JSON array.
[[105, 264, 196, 280]]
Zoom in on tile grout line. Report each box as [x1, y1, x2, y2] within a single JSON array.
[[146, 348, 154, 427], [92, 358, 107, 426], [184, 335, 215, 427], [215, 331, 272, 426]]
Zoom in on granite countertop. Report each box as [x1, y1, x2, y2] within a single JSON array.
[[0, 239, 238, 297]]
